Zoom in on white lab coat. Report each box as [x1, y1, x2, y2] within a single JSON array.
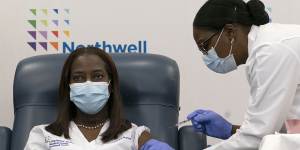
[[206, 23, 300, 150], [24, 121, 149, 150], [259, 133, 300, 150]]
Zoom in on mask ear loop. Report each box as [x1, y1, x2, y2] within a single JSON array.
[[229, 38, 235, 54], [213, 28, 225, 49], [224, 38, 235, 59]]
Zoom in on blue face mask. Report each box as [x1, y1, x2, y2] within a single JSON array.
[[202, 28, 237, 74], [70, 81, 110, 114]]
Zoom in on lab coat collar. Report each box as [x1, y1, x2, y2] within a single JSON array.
[[99, 120, 110, 135], [245, 25, 259, 80], [69, 120, 110, 144], [247, 25, 259, 56]]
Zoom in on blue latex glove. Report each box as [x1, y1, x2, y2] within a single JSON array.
[[140, 139, 174, 150], [187, 109, 232, 139]]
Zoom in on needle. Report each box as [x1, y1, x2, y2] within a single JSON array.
[[174, 119, 190, 127]]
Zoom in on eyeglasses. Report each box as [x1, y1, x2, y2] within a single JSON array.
[[197, 32, 219, 55]]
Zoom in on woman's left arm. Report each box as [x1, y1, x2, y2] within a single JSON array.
[[138, 131, 174, 150], [138, 131, 151, 150]]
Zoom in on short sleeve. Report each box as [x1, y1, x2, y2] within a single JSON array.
[[24, 125, 48, 150]]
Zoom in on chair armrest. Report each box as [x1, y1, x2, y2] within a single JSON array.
[[0, 126, 11, 150], [179, 126, 207, 150]]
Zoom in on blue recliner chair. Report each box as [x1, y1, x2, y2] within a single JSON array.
[[0, 53, 207, 150]]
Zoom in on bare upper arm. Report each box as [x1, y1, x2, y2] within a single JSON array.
[[138, 131, 151, 150]]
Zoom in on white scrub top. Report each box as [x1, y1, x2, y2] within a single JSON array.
[[24, 121, 149, 150], [206, 23, 300, 150]]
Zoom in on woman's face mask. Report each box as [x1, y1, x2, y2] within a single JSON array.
[[69, 81, 110, 114], [69, 54, 111, 115], [202, 28, 237, 74]]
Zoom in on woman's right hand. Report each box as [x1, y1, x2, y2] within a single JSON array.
[[187, 109, 232, 139]]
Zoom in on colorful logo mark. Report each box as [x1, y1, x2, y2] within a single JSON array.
[[27, 8, 71, 51]]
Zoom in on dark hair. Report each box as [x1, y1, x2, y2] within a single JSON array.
[[193, 0, 270, 30], [45, 47, 131, 143]]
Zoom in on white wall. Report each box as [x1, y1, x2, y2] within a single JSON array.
[[1, 0, 300, 144]]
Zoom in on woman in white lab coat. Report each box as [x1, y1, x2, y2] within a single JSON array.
[[188, 0, 300, 149], [24, 47, 174, 150]]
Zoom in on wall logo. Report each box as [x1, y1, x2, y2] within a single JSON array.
[[26, 8, 148, 53], [27, 8, 71, 52]]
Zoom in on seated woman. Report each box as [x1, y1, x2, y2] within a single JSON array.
[[24, 47, 174, 150]]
